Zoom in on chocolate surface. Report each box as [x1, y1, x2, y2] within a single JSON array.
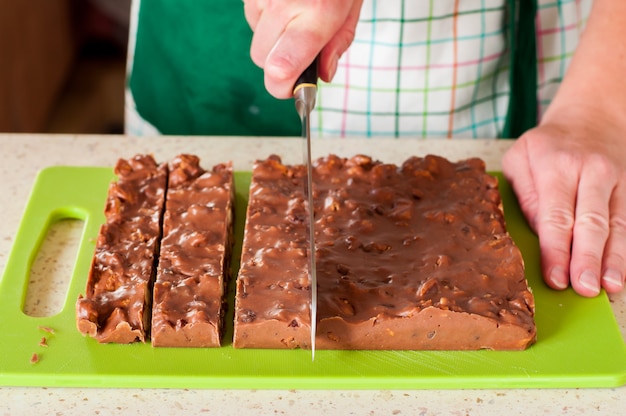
[[151, 155, 234, 347], [234, 155, 311, 349], [233, 154, 536, 350], [76, 154, 167, 343]]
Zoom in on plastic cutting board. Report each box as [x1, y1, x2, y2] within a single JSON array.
[[0, 166, 625, 389]]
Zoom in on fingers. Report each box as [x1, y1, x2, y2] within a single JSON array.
[[244, 0, 362, 98], [533, 153, 579, 292], [529, 148, 624, 297], [248, 3, 295, 70], [502, 137, 540, 232], [602, 180, 626, 293], [262, 21, 325, 98], [242, 0, 264, 30], [505, 127, 626, 297], [569, 156, 616, 296], [318, 0, 363, 82]]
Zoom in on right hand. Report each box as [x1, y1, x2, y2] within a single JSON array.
[[243, 0, 364, 98]]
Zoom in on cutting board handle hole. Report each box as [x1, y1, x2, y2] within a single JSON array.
[[23, 218, 85, 317]]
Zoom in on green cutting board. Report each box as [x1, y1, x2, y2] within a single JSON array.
[[0, 166, 624, 389]]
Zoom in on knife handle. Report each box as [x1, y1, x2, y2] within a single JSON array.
[[293, 56, 319, 94]]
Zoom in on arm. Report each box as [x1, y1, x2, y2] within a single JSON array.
[[503, 0, 626, 296], [243, 0, 364, 98]]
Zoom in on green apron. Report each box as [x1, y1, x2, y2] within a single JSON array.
[[504, 0, 539, 138], [129, 0, 537, 138]]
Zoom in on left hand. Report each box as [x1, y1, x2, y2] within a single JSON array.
[[503, 111, 626, 297]]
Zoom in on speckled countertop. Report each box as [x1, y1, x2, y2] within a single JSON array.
[[0, 134, 624, 415]]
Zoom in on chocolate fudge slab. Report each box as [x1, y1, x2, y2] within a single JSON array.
[[234, 154, 536, 350], [76, 154, 167, 343], [233, 156, 312, 349], [151, 155, 234, 347]]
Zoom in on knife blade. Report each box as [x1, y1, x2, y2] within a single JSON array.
[[293, 57, 318, 360]]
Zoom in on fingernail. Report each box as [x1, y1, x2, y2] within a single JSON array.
[[549, 266, 568, 290], [328, 54, 338, 81], [266, 47, 294, 80], [602, 269, 624, 288], [579, 270, 600, 295]]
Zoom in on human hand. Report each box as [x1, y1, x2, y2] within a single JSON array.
[[502, 111, 626, 297], [243, 0, 363, 98]]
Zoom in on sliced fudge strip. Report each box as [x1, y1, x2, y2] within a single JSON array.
[[151, 154, 234, 347], [76, 154, 167, 343], [233, 155, 313, 349], [234, 154, 536, 351]]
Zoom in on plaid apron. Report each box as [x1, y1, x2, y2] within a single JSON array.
[[127, 0, 591, 138]]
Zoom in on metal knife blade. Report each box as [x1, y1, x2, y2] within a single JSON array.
[[293, 57, 318, 360]]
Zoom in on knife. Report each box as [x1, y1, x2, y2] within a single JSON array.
[[293, 57, 319, 360]]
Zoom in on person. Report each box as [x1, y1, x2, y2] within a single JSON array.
[[127, 0, 626, 297]]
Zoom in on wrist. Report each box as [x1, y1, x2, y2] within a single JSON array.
[[541, 98, 626, 139]]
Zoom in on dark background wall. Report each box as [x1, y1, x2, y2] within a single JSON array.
[[0, 0, 130, 133]]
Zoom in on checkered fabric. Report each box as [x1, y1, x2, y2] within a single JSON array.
[[536, 0, 592, 117], [312, 0, 592, 138], [125, 0, 592, 138]]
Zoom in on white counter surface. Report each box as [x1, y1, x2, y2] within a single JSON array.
[[0, 134, 624, 415]]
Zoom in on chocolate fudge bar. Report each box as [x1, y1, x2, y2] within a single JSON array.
[[76, 154, 167, 343], [233, 154, 536, 350], [151, 155, 234, 347], [233, 156, 312, 349]]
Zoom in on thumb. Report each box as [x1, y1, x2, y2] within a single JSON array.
[[502, 136, 539, 232]]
